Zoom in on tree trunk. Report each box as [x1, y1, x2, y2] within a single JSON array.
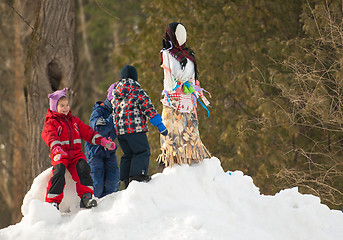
[[0, 0, 36, 228], [73, 0, 97, 121], [25, 0, 76, 182]]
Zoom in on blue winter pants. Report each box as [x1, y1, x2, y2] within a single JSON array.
[[88, 155, 120, 198]]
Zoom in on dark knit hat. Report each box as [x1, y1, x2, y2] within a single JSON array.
[[120, 65, 138, 81]]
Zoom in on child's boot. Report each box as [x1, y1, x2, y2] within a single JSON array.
[[50, 202, 59, 210], [123, 179, 130, 189], [129, 175, 151, 183], [80, 193, 97, 208]]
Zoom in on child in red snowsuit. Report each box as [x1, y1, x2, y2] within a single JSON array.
[[41, 88, 116, 210]]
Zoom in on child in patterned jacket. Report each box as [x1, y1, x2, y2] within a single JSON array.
[[112, 65, 168, 188]]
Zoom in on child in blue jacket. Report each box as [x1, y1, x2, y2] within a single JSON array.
[[85, 83, 120, 198]]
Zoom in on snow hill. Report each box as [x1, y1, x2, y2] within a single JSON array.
[[0, 157, 342, 240]]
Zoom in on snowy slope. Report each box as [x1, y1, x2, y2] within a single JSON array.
[[0, 157, 342, 240]]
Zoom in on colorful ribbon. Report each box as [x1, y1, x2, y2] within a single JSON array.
[[162, 89, 172, 106], [182, 81, 195, 94], [192, 92, 210, 118]]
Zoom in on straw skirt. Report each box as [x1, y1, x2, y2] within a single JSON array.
[[157, 106, 211, 167]]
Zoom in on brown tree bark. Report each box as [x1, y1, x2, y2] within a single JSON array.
[[25, 0, 76, 179], [73, 0, 97, 121], [0, 0, 36, 228], [0, 0, 76, 228]]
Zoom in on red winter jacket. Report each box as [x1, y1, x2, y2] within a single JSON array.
[[41, 109, 102, 161]]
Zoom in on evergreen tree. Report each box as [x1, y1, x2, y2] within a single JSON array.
[[113, 0, 305, 195]]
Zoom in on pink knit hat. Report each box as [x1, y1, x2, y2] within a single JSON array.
[[107, 82, 117, 101], [48, 88, 68, 112]]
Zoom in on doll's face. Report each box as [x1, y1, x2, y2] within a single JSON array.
[[175, 24, 187, 46], [57, 97, 70, 115]]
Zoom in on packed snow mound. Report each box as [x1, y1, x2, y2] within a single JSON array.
[[21, 167, 80, 216], [0, 157, 342, 240]]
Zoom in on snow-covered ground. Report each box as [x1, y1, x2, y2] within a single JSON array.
[[0, 157, 342, 240]]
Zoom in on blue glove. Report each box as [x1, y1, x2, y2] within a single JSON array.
[[160, 127, 168, 136], [150, 114, 168, 136]]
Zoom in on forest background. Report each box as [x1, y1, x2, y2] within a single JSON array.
[[0, 0, 342, 228]]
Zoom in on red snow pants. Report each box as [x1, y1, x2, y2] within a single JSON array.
[[46, 150, 94, 204]]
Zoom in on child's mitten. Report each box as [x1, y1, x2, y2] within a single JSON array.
[[150, 114, 168, 136], [100, 137, 116, 150], [50, 145, 67, 161], [160, 126, 168, 136]]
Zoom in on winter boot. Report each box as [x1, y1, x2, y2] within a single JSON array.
[[129, 175, 151, 183], [123, 179, 130, 189], [50, 202, 59, 210], [80, 193, 97, 208]]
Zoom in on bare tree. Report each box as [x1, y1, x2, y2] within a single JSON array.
[[25, 0, 76, 179], [274, 2, 343, 207], [0, 0, 36, 228], [0, 0, 76, 228]]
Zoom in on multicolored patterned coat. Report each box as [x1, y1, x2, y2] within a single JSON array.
[[112, 78, 158, 135]]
